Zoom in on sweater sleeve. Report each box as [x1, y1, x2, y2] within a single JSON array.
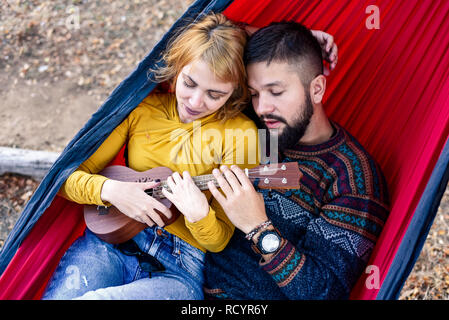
[[58, 116, 129, 206], [258, 193, 389, 299]]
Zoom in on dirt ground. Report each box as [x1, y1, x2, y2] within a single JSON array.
[[0, 0, 191, 152], [1, 0, 448, 300]]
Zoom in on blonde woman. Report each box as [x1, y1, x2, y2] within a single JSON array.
[[42, 13, 257, 300]]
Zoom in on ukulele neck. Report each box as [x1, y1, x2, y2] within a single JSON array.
[[145, 163, 300, 198], [145, 173, 222, 199]]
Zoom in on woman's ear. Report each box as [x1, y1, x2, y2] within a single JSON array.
[[309, 75, 327, 104], [244, 25, 259, 36]]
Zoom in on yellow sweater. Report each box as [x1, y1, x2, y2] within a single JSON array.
[[59, 93, 259, 252]]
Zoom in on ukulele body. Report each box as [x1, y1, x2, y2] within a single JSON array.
[[84, 166, 180, 244]]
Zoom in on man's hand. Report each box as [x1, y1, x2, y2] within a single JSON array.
[[311, 29, 338, 75], [208, 165, 268, 234]]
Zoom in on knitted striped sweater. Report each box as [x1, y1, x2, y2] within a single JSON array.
[[204, 123, 390, 300]]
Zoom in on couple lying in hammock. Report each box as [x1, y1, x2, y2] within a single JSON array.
[[42, 13, 389, 300]]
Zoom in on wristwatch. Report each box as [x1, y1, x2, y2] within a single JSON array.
[[253, 228, 282, 255]]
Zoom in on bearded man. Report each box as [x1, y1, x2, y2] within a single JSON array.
[[203, 21, 390, 300]]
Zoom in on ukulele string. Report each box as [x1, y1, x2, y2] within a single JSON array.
[[147, 166, 293, 197], [149, 176, 289, 197], [154, 176, 289, 187]]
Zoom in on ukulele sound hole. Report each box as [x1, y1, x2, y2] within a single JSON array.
[[97, 205, 110, 215]]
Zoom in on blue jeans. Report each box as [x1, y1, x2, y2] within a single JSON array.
[[42, 227, 205, 300]]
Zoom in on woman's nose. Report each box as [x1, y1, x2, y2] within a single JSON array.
[[189, 90, 204, 108]]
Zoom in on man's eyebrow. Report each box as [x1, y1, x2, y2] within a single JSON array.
[[182, 73, 229, 95], [263, 81, 284, 88], [248, 81, 284, 90]]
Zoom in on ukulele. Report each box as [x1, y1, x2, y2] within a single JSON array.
[[84, 162, 302, 244]]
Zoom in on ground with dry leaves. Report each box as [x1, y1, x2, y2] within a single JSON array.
[[0, 0, 190, 151], [1, 0, 448, 300]]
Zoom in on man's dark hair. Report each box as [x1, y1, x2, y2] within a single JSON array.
[[244, 21, 323, 87]]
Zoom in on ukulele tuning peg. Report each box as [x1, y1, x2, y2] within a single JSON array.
[[281, 165, 286, 170], [264, 178, 270, 184], [282, 178, 287, 184]]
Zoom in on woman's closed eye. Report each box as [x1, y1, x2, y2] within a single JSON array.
[[183, 80, 196, 88], [271, 91, 284, 96], [183, 74, 229, 100], [207, 92, 223, 100]]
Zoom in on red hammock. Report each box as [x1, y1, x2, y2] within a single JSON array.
[[1, 0, 449, 300], [224, 0, 449, 299]]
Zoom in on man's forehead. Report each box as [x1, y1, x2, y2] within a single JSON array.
[[247, 61, 300, 88], [248, 80, 285, 90]]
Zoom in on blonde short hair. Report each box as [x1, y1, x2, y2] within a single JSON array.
[[153, 13, 249, 121]]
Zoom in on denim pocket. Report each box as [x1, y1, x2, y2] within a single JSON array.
[[173, 238, 205, 284]]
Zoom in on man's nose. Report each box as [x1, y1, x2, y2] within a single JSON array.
[[189, 90, 204, 108], [254, 94, 275, 116]]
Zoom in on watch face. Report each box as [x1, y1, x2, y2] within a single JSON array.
[[261, 232, 281, 253]]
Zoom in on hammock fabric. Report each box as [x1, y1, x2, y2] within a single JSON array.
[[1, 0, 449, 300]]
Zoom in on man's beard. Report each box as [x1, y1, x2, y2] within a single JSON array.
[[260, 94, 314, 152]]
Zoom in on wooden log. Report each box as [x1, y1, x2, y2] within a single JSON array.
[[0, 147, 60, 179]]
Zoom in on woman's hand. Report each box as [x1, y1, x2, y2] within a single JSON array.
[[243, 24, 259, 36], [162, 171, 210, 223], [244, 25, 338, 75], [311, 29, 338, 75], [100, 179, 172, 227]]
